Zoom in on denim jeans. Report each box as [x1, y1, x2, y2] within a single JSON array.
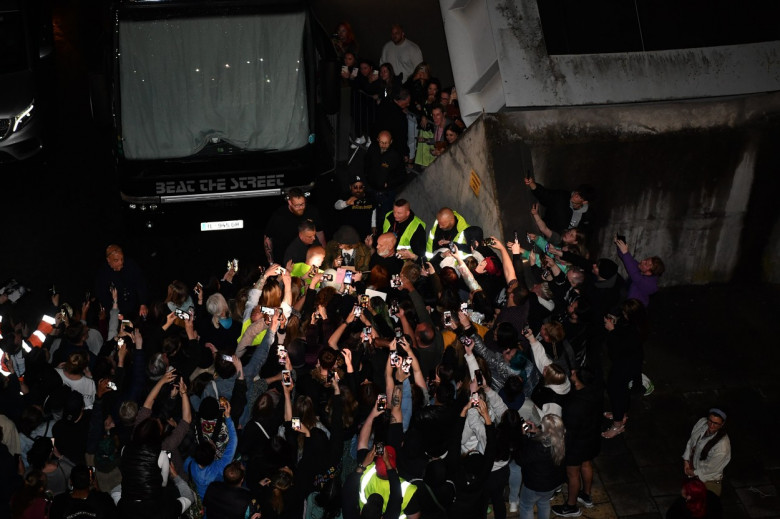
[[508, 460, 522, 504], [519, 486, 555, 519], [401, 378, 412, 432]]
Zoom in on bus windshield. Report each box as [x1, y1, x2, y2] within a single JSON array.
[[118, 11, 309, 160]]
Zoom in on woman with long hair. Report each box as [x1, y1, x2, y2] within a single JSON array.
[[602, 298, 648, 438], [257, 467, 296, 519], [405, 62, 432, 116], [26, 437, 75, 498], [332, 21, 358, 58], [552, 367, 604, 516], [164, 280, 192, 313], [518, 414, 566, 519], [239, 393, 282, 486], [11, 470, 49, 519], [375, 62, 399, 101], [537, 321, 576, 378]]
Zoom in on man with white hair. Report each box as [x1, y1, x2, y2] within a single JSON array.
[[369, 232, 404, 277]]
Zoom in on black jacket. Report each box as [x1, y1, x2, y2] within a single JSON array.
[[119, 443, 163, 500], [373, 98, 409, 158], [562, 384, 603, 464], [204, 481, 254, 519], [519, 435, 564, 492], [364, 143, 405, 192]]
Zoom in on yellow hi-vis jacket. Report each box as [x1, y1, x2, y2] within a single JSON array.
[[358, 462, 417, 519], [383, 212, 426, 251], [425, 210, 470, 259]]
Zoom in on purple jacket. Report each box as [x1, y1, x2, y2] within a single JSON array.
[[618, 250, 657, 306]]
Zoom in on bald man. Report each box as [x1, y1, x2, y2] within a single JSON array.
[[364, 130, 406, 220], [425, 207, 470, 260], [379, 23, 423, 82]]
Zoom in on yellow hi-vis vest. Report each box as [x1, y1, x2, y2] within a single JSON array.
[[383, 212, 426, 250], [382, 211, 425, 249], [425, 210, 470, 259], [238, 319, 266, 346], [358, 462, 417, 519]]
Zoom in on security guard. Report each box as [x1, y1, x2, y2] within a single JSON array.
[[358, 446, 419, 519], [425, 207, 470, 260], [382, 199, 426, 262]]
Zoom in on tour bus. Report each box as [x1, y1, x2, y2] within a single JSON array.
[[106, 0, 339, 230]]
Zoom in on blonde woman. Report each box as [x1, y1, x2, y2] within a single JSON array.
[[519, 414, 566, 519]]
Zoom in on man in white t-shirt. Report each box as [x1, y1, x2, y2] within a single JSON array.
[[379, 24, 423, 82]]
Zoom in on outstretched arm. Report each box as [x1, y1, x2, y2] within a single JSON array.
[[358, 403, 383, 450], [173, 377, 192, 425], [488, 238, 517, 286], [530, 203, 553, 239], [144, 370, 177, 410]]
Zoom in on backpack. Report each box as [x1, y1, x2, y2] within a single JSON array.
[[95, 432, 120, 473]]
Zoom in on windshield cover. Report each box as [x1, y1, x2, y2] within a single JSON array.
[[119, 12, 308, 160]]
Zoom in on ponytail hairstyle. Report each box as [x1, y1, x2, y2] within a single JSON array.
[[270, 469, 294, 514], [63, 351, 89, 376]]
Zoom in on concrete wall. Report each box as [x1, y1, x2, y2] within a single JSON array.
[[399, 92, 780, 285], [439, 0, 780, 124], [397, 117, 503, 239]]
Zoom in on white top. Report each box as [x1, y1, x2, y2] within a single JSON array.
[[55, 368, 96, 410], [528, 337, 570, 417], [380, 38, 423, 82], [683, 417, 731, 483]]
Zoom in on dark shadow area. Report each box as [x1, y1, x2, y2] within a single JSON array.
[[538, 0, 780, 55]]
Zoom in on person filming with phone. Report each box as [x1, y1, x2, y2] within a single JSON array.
[[424, 207, 470, 262], [614, 235, 665, 307]]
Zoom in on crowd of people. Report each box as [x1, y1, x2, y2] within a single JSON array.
[[335, 21, 465, 175], [0, 155, 731, 519], [0, 17, 731, 519]]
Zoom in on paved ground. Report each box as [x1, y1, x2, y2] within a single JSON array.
[[490, 283, 780, 518]]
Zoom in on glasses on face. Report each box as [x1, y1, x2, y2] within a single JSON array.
[[707, 418, 724, 427]]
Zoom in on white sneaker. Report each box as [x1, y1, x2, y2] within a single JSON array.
[[509, 502, 519, 513]]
